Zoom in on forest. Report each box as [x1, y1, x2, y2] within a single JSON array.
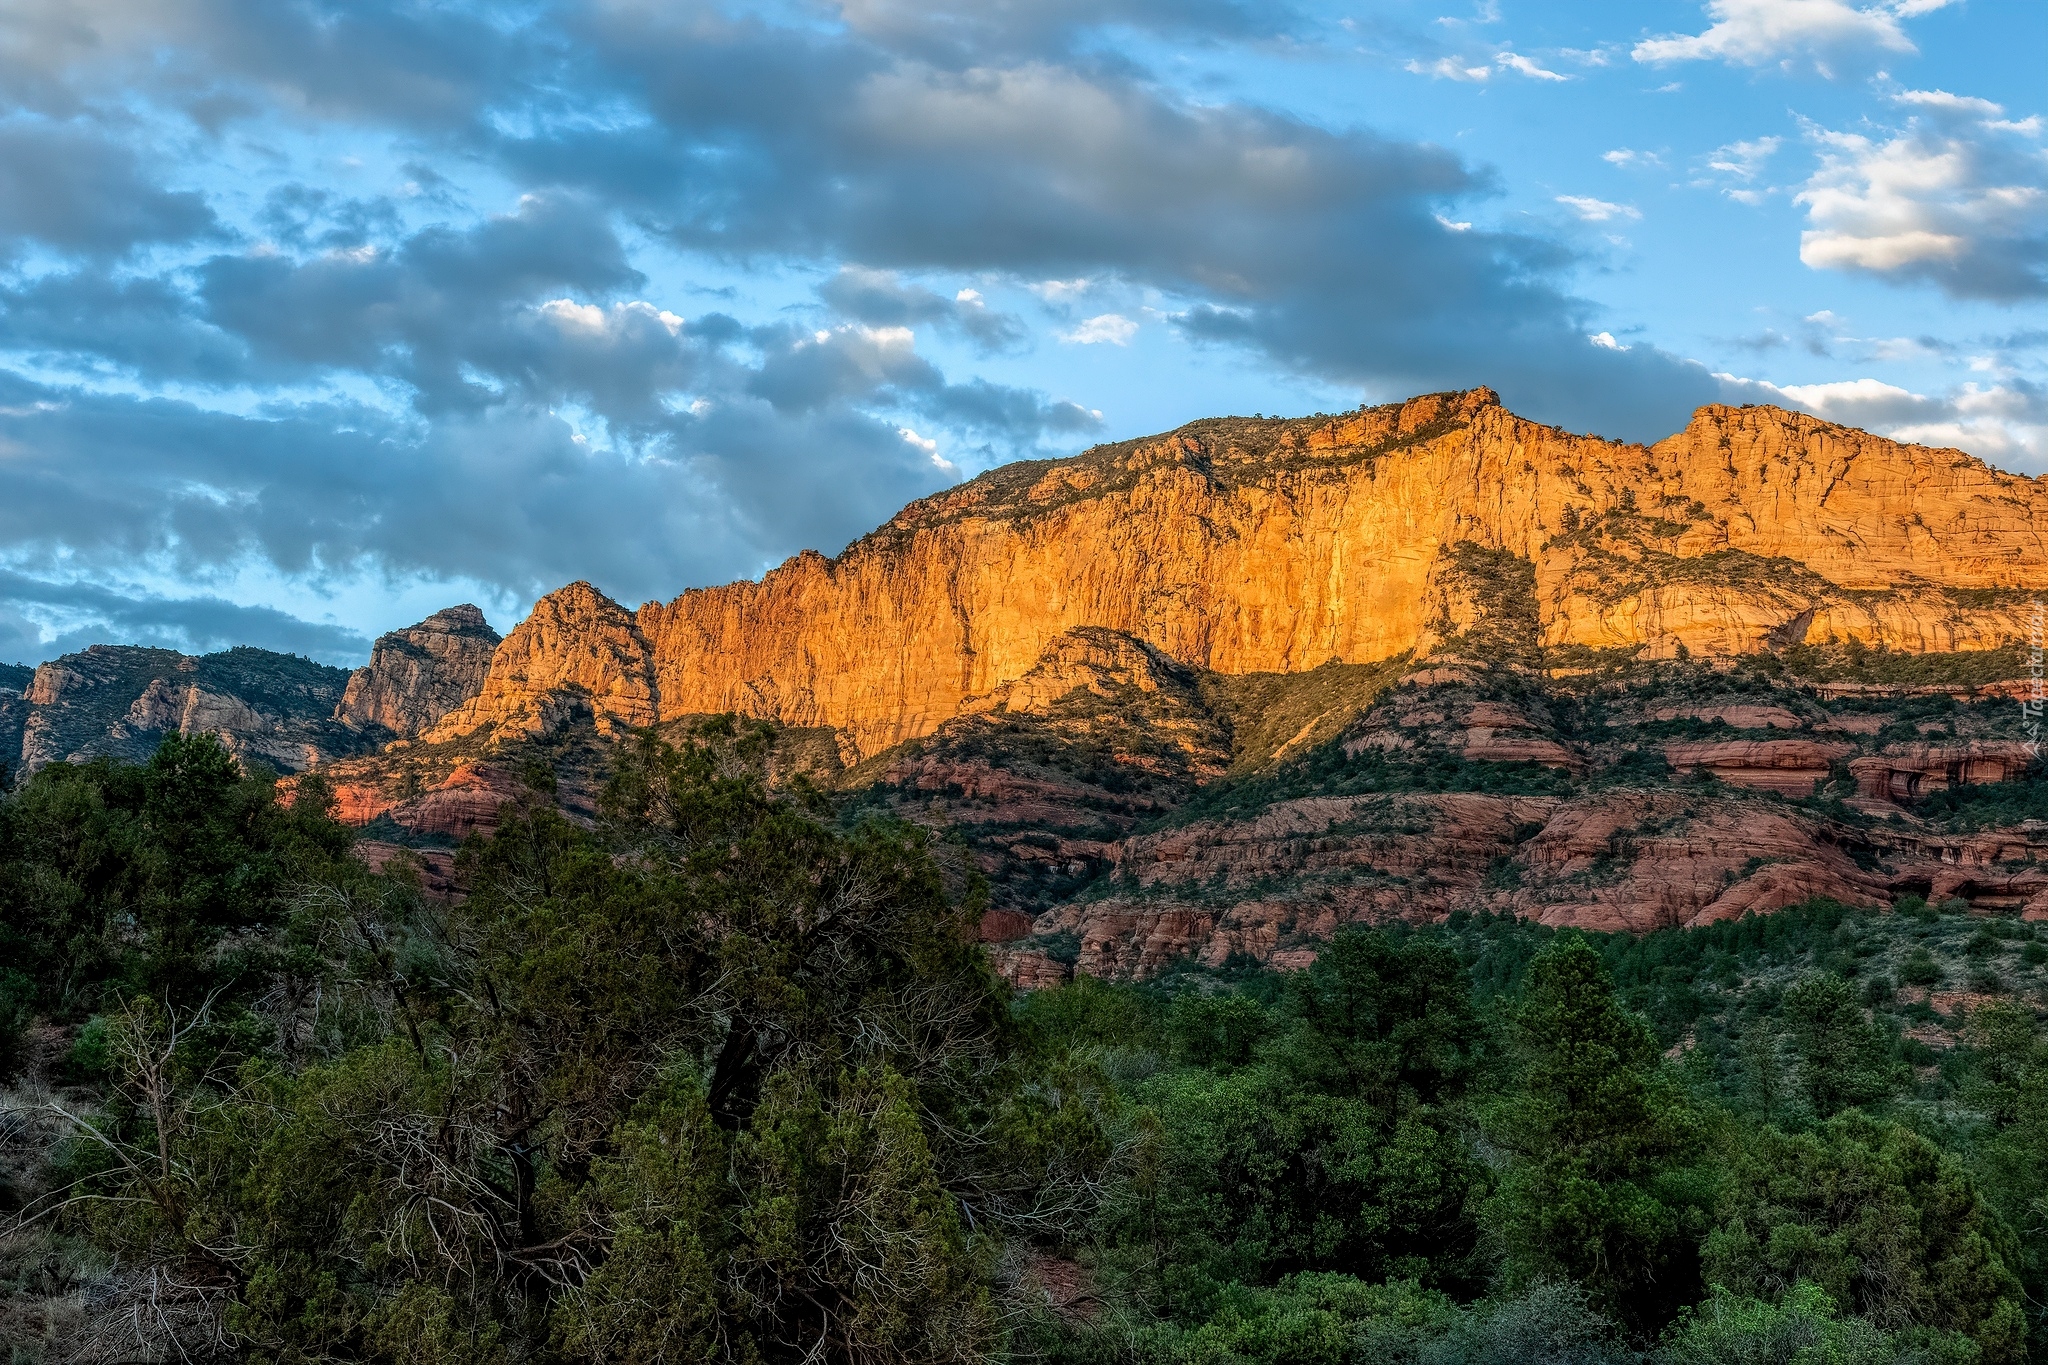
[[0, 730, 2043, 1364]]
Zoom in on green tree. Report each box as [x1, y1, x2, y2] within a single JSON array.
[[1780, 975, 1899, 1117], [1702, 1113, 2026, 1363], [1483, 935, 1708, 1331], [43, 731, 1046, 1363], [1114, 932, 1489, 1309]]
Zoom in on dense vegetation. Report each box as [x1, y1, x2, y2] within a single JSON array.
[[2, 733, 2044, 1363]]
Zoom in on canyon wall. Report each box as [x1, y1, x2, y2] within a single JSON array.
[[437, 389, 2048, 758]]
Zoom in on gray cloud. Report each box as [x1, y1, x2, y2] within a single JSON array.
[[502, 14, 1725, 438], [0, 0, 1949, 661], [0, 271, 252, 384], [832, 0, 1300, 63], [0, 569, 370, 666], [0, 0, 536, 128], [818, 267, 1026, 351], [0, 119, 217, 257], [1797, 91, 2048, 303]]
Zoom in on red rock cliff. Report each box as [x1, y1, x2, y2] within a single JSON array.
[[435, 391, 2048, 757]]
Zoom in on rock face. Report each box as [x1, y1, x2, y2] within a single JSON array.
[[1849, 742, 2034, 801], [426, 584, 656, 742], [428, 391, 2048, 760], [4, 645, 368, 776], [1663, 739, 1855, 796], [256, 391, 2048, 979], [336, 605, 500, 738]]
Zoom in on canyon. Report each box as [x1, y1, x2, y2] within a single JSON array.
[[8, 390, 2046, 979]]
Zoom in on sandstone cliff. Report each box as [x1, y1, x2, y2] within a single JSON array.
[[434, 390, 2048, 760], [336, 605, 500, 738]]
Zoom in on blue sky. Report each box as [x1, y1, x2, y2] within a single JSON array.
[[0, 0, 2040, 666]]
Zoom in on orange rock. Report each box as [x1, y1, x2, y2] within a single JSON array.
[[423, 393, 2048, 759], [1664, 739, 1855, 796], [355, 840, 460, 899], [1850, 741, 2035, 802], [977, 909, 1036, 942], [988, 948, 1072, 989]]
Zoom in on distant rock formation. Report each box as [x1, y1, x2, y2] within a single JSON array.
[[5, 645, 362, 775], [0, 607, 502, 779], [420, 390, 2048, 760], [337, 605, 501, 738]]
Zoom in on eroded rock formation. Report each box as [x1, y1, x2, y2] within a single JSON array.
[[425, 391, 2047, 761], [5, 645, 366, 775], [337, 605, 500, 738]]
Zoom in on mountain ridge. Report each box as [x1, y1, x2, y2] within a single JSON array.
[[433, 388, 2048, 760]]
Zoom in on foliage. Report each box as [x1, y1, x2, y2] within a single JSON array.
[[4, 734, 2046, 1363], [1482, 937, 1710, 1332], [1700, 1114, 2026, 1362]]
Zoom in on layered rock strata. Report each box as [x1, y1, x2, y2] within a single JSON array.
[[429, 390, 2048, 760], [975, 660, 2046, 983]]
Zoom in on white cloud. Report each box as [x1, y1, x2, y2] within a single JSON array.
[[1435, 213, 1474, 231], [897, 425, 958, 476], [1604, 148, 1665, 169], [1405, 56, 1492, 81], [1496, 52, 1569, 81], [1633, 0, 1948, 70], [1060, 313, 1138, 345], [1716, 372, 2048, 469], [1027, 278, 1094, 302], [1707, 136, 1782, 181], [1795, 90, 2048, 299], [1556, 195, 1642, 222], [539, 298, 608, 332], [1589, 331, 1625, 349]]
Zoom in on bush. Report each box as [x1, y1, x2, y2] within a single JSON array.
[[1900, 949, 1942, 987], [1658, 1282, 1977, 1365]]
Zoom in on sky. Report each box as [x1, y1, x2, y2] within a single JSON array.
[[0, 0, 2041, 667]]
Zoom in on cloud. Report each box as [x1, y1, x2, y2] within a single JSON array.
[[1603, 148, 1664, 169], [3, 0, 1984, 658], [508, 15, 1726, 439], [0, 118, 217, 257], [817, 266, 1025, 350], [832, 0, 1298, 62], [1717, 371, 2047, 469], [1706, 136, 1783, 181], [0, 570, 371, 666], [1406, 56, 1493, 81], [1061, 314, 1139, 345], [1633, 0, 1941, 71], [1495, 53, 1568, 81], [1556, 196, 1641, 223], [1795, 90, 2048, 300]]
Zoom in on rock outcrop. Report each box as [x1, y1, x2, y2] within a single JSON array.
[[4, 645, 368, 776], [1849, 742, 2035, 801], [425, 584, 656, 742], [336, 605, 500, 738], [1663, 739, 1855, 796], [426, 391, 2047, 760]]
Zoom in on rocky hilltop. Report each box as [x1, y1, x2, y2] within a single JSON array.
[[0, 606, 500, 777], [336, 605, 501, 738], [424, 389, 2047, 760]]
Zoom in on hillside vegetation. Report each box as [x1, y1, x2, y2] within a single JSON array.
[[1, 730, 2044, 1364]]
